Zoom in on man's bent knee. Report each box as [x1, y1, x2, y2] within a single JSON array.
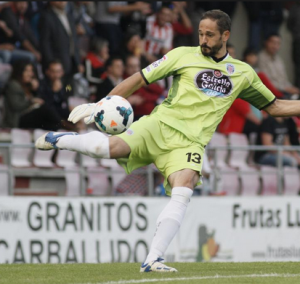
[[109, 136, 131, 158], [168, 169, 200, 190]]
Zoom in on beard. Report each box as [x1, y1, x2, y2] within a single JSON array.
[[200, 40, 223, 57]]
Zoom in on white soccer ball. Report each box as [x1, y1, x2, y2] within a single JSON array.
[[94, 95, 134, 135]]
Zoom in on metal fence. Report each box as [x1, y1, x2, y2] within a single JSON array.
[[0, 143, 156, 196], [209, 144, 300, 195], [0, 143, 299, 196]]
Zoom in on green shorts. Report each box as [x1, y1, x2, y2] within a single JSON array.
[[116, 115, 204, 196]]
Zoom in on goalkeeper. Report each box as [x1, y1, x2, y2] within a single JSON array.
[[36, 9, 300, 272]]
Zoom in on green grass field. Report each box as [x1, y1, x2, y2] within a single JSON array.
[[0, 262, 300, 284]]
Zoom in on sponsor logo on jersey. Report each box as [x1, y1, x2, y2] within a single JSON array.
[[194, 69, 233, 97], [145, 55, 168, 73], [226, 63, 235, 74], [214, 70, 222, 78]]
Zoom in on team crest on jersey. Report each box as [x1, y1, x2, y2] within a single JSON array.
[[145, 55, 168, 73], [126, 129, 134, 135], [194, 69, 233, 97], [226, 63, 235, 75]]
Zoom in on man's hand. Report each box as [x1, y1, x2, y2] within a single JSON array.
[[52, 79, 63, 92], [0, 43, 15, 51], [33, 50, 42, 62], [68, 103, 97, 124]]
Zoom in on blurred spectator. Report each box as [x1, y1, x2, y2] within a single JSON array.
[[287, 2, 300, 89], [286, 117, 300, 147], [0, 2, 37, 64], [185, 2, 204, 47], [39, 2, 84, 85], [144, 5, 173, 63], [120, 31, 149, 68], [196, 2, 237, 18], [227, 43, 236, 58], [258, 33, 300, 99], [2, 60, 61, 130], [254, 115, 300, 167], [94, 2, 151, 55], [243, 2, 284, 52], [24, 1, 47, 41], [218, 98, 261, 135], [85, 37, 109, 85], [67, 2, 94, 37], [171, 1, 193, 48], [124, 55, 164, 121], [243, 47, 284, 98], [67, 2, 95, 59], [95, 56, 124, 101], [120, 1, 151, 37], [39, 60, 74, 130], [10, 2, 41, 61], [0, 62, 12, 91]]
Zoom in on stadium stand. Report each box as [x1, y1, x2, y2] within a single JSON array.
[[208, 132, 228, 169], [0, 164, 9, 195], [64, 165, 81, 196], [228, 133, 250, 168], [11, 128, 32, 167], [283, 166, 300, 195], [228, 133, 261, 195], [260, 166, 279, 195], [86, 166, 110, 196], [32, 129, 55, 167], [239, 166, 261, 196]]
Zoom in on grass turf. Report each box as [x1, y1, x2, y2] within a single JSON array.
[[0, 262, 300, 284]]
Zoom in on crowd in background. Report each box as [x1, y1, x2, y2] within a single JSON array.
[[1, 1, 300, 176]]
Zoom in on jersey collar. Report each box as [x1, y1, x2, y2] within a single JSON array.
[[210, 52, 229, 63]]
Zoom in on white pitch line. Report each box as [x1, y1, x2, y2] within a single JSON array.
[[74, 273, 300, 284]]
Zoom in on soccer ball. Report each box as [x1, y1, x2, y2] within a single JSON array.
[[94, 95, 134, 135]]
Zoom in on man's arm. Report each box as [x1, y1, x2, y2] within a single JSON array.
[[68, 72, 147, 124], [245, 111, 261, 125], [107, 72, 147, 98], [264, 99, 300, 117]]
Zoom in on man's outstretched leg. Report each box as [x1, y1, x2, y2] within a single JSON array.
[[35, 131, 131, 159], [140, 169, 199, 273]]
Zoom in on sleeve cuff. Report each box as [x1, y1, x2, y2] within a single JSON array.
[[140, 70, 149, 85], [259, 98, 276, 110]]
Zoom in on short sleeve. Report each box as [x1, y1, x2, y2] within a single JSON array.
[[238, 69, 276, 110], [141, 48, 182, 85]]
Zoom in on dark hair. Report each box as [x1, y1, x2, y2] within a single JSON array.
[[243, 47, 257, 61], [159, 3, 173, 12], [105, 56, 124, 69], [264, 32, 280, 41], [125, 54, 139, 65], [90, 37, 109, 54], [200, 9, 231, 34], [124, 31, 140, 46], [11, 60, 34, 82], [46, 59, 63, 70]]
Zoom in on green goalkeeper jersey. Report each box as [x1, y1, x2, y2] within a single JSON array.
[[141, 46, 276, 146]]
